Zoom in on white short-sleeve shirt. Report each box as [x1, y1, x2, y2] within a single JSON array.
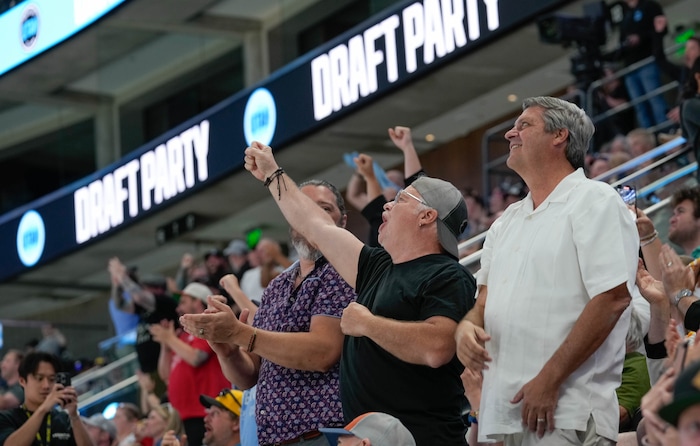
[[477, 169, 639, 442]]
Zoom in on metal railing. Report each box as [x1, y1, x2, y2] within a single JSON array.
[[461, 137, 695, 271]]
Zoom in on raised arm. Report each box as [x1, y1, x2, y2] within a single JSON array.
[[244, 142, 364, 288], [109, 257, 156, 312], [389, 126, 422, 178]]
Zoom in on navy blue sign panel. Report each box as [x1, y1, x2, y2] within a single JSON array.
[[0, 0, 571, 282]]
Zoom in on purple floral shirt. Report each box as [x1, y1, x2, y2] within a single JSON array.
[[252, 258, 356, 445]]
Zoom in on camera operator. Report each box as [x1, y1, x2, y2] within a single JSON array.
[[0, 352, 92, 446]]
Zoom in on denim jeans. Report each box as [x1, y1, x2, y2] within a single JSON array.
[[624, 63, 668, 128]]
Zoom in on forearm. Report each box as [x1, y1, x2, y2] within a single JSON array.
[[157, 347, 172, 382], [346, 173, 367, 210], [463, 298, 485, 328], [364, 173, 383, 202], [225, 286, 258, 319], [121, 276, 155, 312], [215, 345, 259, 389], [647, 300, 671, 344], [362, 315, 456, 368], [539, 285, 630, 386], [401, 143, 422, 178], [641, 237, 663, 280], [228, 323, 343, 372], [165, 337, 209, 368], [71, 415, 94, 446]]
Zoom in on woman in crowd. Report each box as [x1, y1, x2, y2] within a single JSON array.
[[138, 403, 183, 446]]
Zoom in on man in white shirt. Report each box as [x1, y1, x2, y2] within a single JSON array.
[[455, 96, 639, 446]]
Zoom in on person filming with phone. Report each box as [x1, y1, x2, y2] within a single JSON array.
[[0, 352, 92, 446]]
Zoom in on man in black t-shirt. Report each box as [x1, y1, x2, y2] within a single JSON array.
[[0, 352, 92, 446], [243, 143, 476, 446]]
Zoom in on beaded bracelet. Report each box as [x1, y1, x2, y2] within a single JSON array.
[[263, 168, 287, 200], [247, 328, 258, 353]]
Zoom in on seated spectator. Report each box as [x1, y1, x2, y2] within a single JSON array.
[[0, 349, 23, 410], [627, 128, 657, 160], [320, 412, 416, 446], [199, 388, 243, 446], [114, 402, 142, 446], [83, 413, 117, 446], [0, 351, 92, 445], [140, 403, 183, 446]]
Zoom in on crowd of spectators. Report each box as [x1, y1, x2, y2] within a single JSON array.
[[0, 4, 699, 445]]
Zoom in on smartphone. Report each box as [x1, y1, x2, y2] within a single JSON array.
[[674, 339, 690, 372], [615, 185, 637, 220], [56, 372, 71, 387]]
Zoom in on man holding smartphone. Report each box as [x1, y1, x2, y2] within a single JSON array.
[[0, 351, 92, 446]]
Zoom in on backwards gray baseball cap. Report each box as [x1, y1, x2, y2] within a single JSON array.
[[320, 412, 416, 446], [412, 176, 468, 259]]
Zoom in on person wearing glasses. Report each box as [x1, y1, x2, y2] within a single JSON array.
[[0, 352, 93, 446], [223, 143, 476, 446], [456, 97, 638, 446], [180, 179, 356, 446]]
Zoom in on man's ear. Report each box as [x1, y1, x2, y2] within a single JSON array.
[[553, 128, 569, 146], [420, 208, 438, 226]]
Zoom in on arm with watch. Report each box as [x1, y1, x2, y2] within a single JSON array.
[[660, 244, 700, 331]]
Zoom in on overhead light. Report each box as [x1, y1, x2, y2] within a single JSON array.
[[425, 134, 435, 142], [507, 94, 518, 102]]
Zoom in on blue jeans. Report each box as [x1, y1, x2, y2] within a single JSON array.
[[624, 63, 668, 128]]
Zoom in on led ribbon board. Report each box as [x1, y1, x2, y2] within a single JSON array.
[[0, 0, 570, 281]]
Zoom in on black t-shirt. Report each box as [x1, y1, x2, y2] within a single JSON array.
[[341, 246, 476, 446], [0, 407, 76, 445], [135, 293, 179, 373]]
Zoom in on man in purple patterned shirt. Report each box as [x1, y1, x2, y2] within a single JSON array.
[[181, 179, 356, 446]]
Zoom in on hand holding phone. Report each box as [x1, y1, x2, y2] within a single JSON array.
[[615, 185, 637, 221], [56, 372, 71, 387]]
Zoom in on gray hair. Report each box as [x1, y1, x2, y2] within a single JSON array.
[[522, 96, 595, 169], [298, 179, 346, 218], [626, 307, 644, 352]]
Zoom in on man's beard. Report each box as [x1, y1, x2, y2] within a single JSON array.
[[290, 229, 322, 261]]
